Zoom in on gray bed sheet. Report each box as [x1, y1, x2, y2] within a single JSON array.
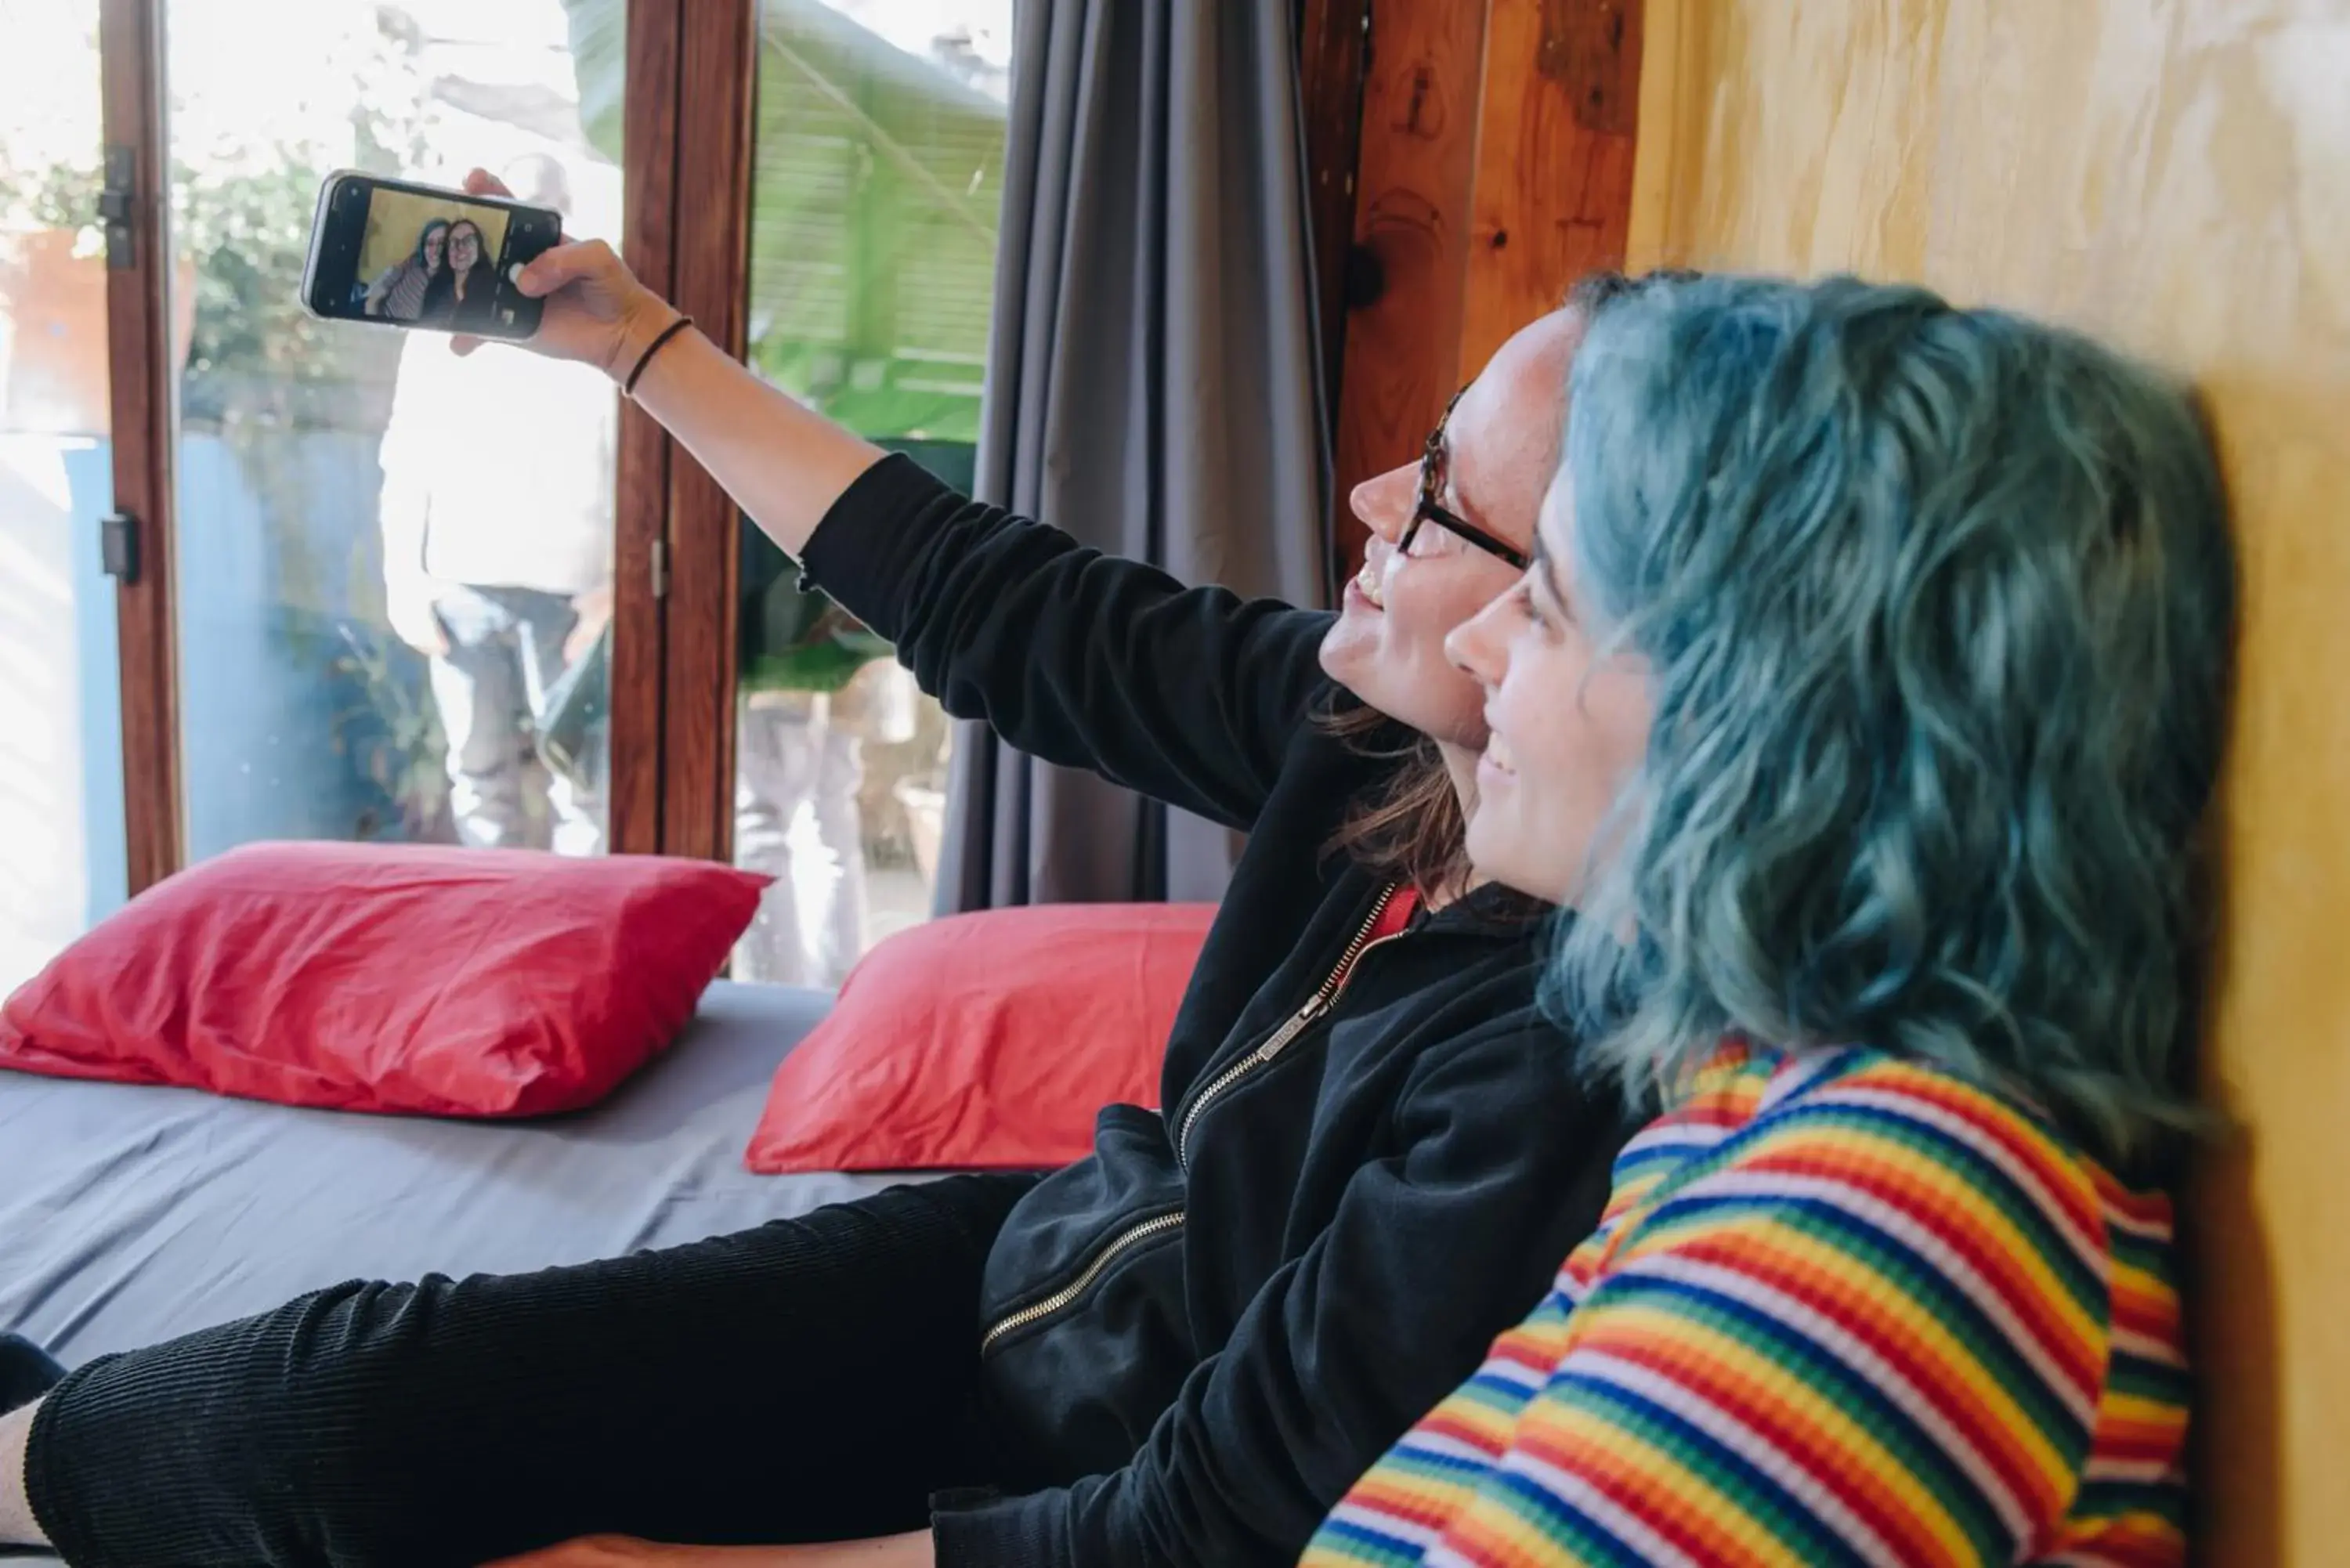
[[0, 980, 924, 1368]]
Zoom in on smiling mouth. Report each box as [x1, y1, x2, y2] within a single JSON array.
[[1350, 561, 1386, 610], [1483, 728, 1517, 775]]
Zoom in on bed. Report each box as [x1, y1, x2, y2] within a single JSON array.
[[0, 980, 922, 1422]]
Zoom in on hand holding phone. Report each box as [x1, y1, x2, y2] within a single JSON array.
[[464, 170, 680, 382], [303, 167, 682, 383]]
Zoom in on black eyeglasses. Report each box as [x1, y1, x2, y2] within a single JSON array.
[[1397, 385, 1531, 571]]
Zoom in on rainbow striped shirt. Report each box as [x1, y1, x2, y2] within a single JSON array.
[[1303, 1043, 2188, 1567]]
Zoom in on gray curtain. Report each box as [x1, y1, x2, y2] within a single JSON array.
[[938, 0, 1329, 913]]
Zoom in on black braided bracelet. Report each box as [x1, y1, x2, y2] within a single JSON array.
[[623, 315, 695, 396]]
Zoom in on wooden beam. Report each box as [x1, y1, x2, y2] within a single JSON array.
[[1458, 0, 1644, 380], [606, 0, 682, 857], [97, 0, 181, 894], [1298, 0, 1372, 519], [1328, 0, 1493, 574], [658, 0, 759, 863], [1324, 0, 1647, 572]]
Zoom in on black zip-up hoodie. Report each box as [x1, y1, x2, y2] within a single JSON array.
[[801, 456, 1625, 1568]]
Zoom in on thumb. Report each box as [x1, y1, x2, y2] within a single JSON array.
[[450, 334, 488, 357], [511, 239, 609, 299]]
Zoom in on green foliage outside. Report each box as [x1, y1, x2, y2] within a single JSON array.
[[0, 43, 421, 432], [564, 0, 1003, 444]]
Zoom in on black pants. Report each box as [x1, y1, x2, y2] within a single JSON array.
[[25, 1174, 1039, 1568]]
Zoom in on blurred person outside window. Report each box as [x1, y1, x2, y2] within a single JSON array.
[[735, 526, 915, 987], [376, 152, 615, 854]]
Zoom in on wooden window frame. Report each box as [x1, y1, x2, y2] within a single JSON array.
[[96, 0, 179, 893], [651, 0, 759, 866], [605, 0, 685, 858]]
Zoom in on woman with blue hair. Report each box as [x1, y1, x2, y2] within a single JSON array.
[[1307, 274, 2232, 1566]]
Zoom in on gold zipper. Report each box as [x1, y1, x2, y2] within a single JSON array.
[[1173, 885, 1405, 1170], [979, 1209, 1188, 1353], [978, 886, 1411, 1355]]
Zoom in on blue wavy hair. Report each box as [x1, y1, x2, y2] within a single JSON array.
[[1550, 274, 2236, 1170]]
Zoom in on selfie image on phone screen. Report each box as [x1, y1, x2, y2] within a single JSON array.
[[303, 174, 559, 340]]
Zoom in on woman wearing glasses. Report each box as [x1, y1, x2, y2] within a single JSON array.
[[1, 197, 1650, 1568]]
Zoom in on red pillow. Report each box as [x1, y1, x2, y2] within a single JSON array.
[[744, 901, 1217, 1172], [0, 841, 767, 1118]]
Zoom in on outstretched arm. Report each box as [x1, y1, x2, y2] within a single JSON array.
[[464, 172, 1331, 829], [455, 167, 888, 561]]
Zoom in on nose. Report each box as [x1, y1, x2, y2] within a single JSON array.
[[1445, 588, 1513, 685], [1348, 463, 1418, 544]]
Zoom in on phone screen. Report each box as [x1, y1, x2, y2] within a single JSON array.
[[306, 175, 557, 339]]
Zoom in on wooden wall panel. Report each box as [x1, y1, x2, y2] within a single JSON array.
[[657, 0, 757, 863], [1627, 2, 2350, 1560], [1456, 0, 1643, 381], [1328, 0, 1646, 573], [1299, 0, 1372, 500], [1328, 0, 1491, 571]]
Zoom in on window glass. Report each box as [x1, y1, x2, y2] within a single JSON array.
[[162, 0, 624, 859], [0, 0, 123, 993], [734, 0, 1010, 985]]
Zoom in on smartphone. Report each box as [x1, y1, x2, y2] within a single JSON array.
[[298, 171, 562, 340]]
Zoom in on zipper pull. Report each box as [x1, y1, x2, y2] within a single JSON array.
[[1247, 993, 1327, 1070]]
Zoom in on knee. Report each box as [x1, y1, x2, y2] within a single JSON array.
[[21, 1281, 450, 1567], [228, 1281, 461, 1558]]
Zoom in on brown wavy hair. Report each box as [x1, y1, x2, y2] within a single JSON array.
[[1320, 703, 1473, 900]]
